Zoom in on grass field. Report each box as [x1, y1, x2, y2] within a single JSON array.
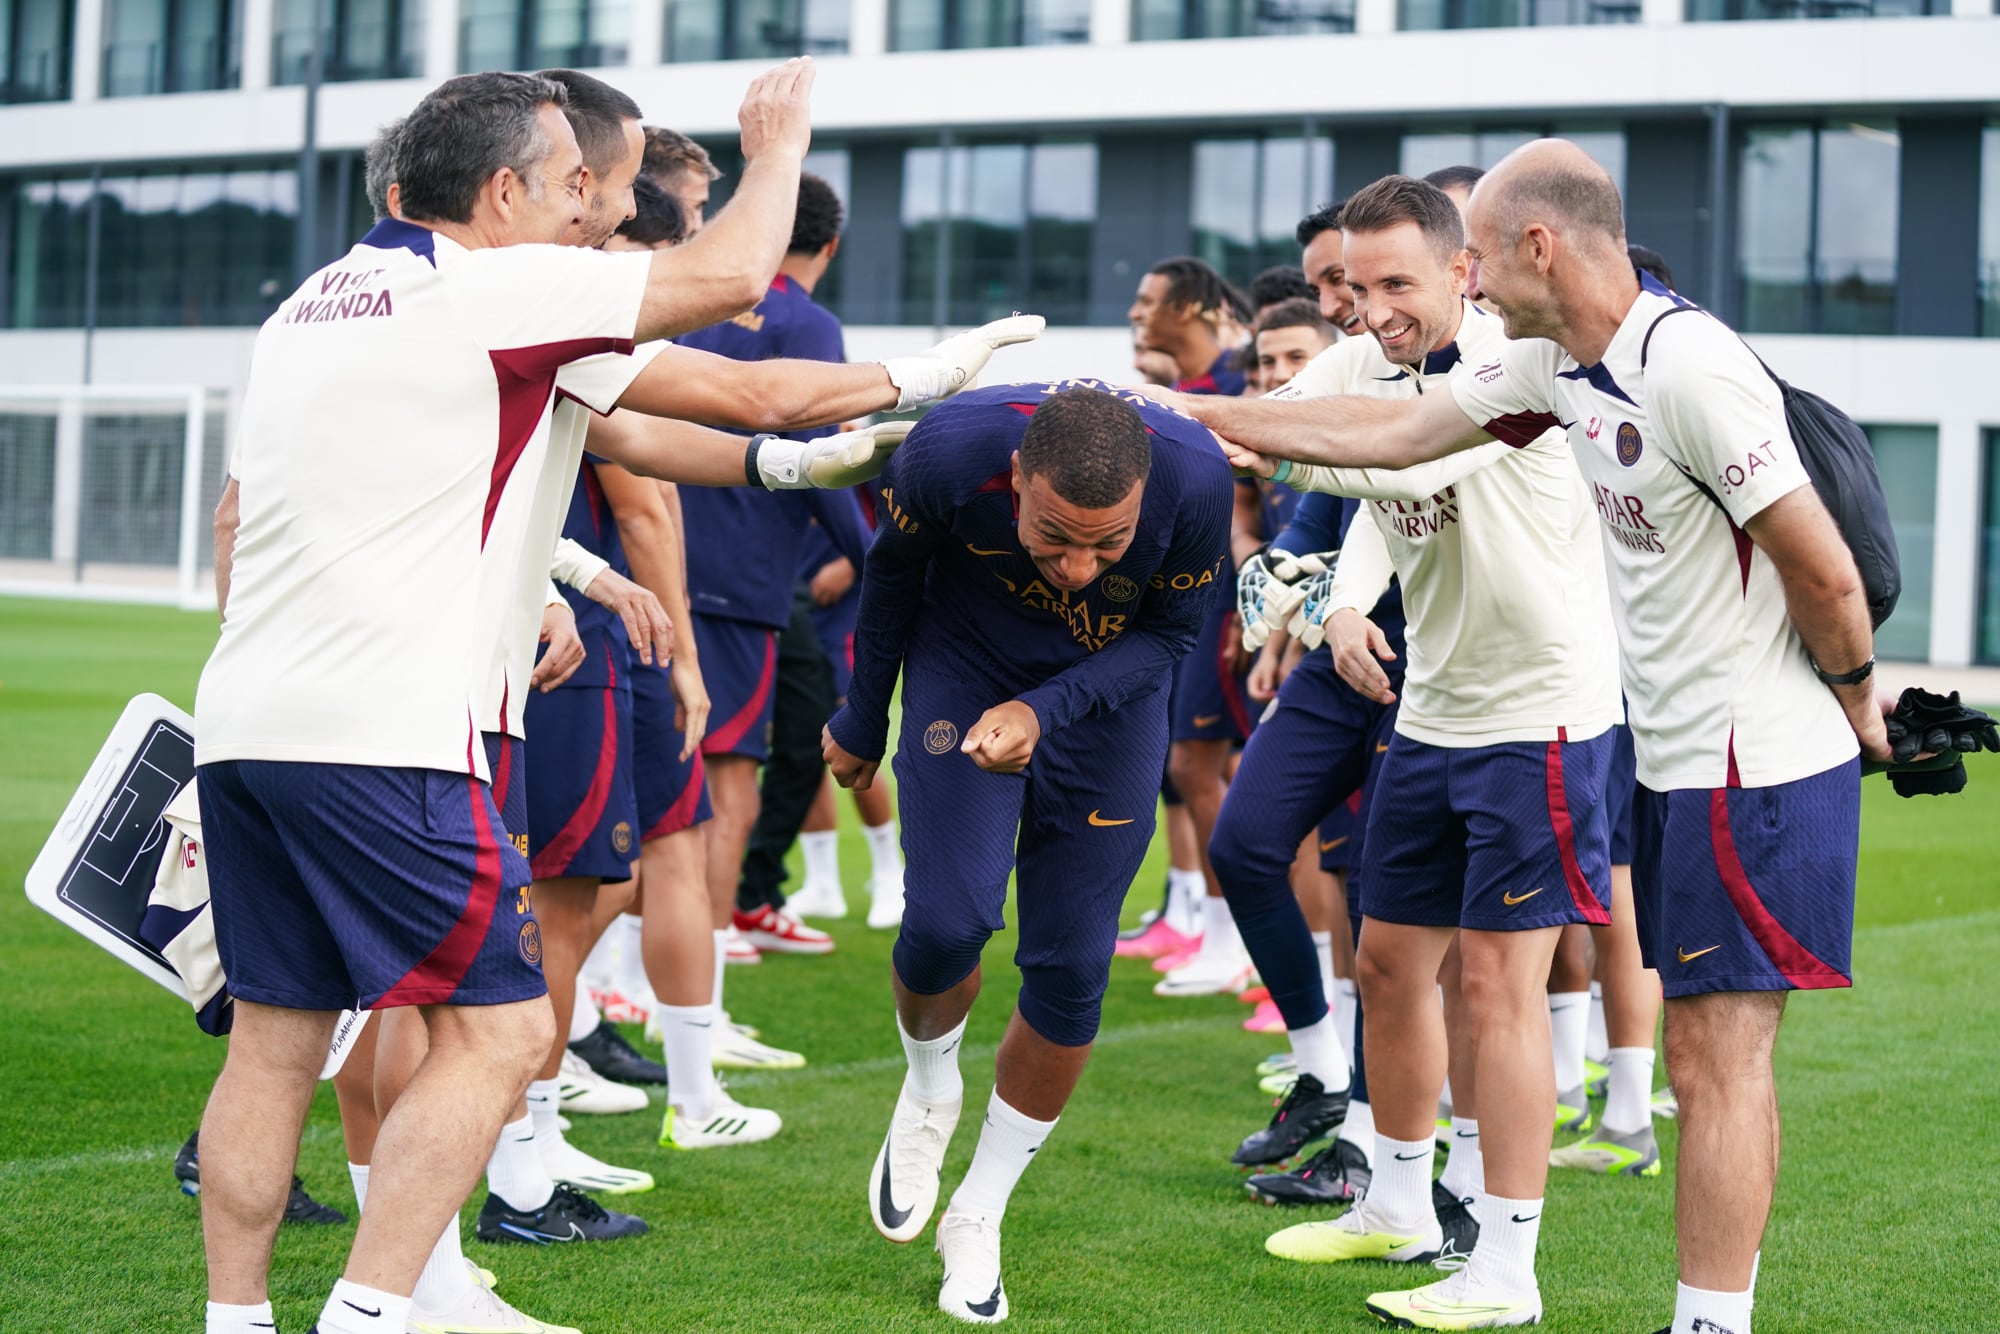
[[2, 595, 1997, 1333]]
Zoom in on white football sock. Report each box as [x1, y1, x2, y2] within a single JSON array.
[[316, 1281, 409, 1334], [1332, 977, 1359, 1080], [900, 1014, 967, 1105], [1550, 991, 1590, 1092], [526, 1078, 564, 1152], [658, 1003, 722, 1119], [1336, 1097, 1374, 1163], [1286, 1014, 1349, 1093], [863, 820, 902, 877], [1165, 868, 1205, 936], [347, 1161, 369, 1214], [1585, 980, 1609, 1064], [1465, 1192, 1543, 1298], [710, 930, 728, 1012], [800, 830, 841, 887], [611, 911, 650, 1004], [485, 1112, 553, 1211], [948, 1091, 1055, 1222], [1601, 1046, 1657, 1135], [579, 917, 619, 992], [206, 1300, 275, 1333], [410, 1213, 473, 1310], [1365, 1133, 1435, 1232], [1673, 1280, 1754, 1334], [1198, 894, 1242, 960], [1437, 1116, 1484, 1214], [567, 987, 601, 1044], [1311, 930, 1335, 1005]]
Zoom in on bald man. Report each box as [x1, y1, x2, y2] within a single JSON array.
[[1168, 139, 1886, 1334]]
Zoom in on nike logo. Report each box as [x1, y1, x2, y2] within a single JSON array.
[[1510, 1212, 1540, 1223], [1502, 887, 1544, 906], [688, 1020, 712, 1028], [1087, 810, 1134, 827], [342, 1301, 383, 1318], [1375, 741, 1389, 753], [1556, 419, 1578, 431], [1193, 713, 1222, 728], [1319, 835, 1348, 853], [501, 1219, 586, 1243], [942, 1039, 961, 1056], [877, 1129, 913, 1229], [1678, 944, 1722, 963], [965, 544, 1010, 557], [1373, 372, 1409, 382], [1393, 1151, 1428, 1161], [968, 1282, 1005, 1317], [1455, 1130, 1478, 1141]]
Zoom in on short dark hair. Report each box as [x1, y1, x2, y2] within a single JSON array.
[[618, 174, 686, 247], [1250, 265, 1314, 312], [790, 172, 844, 255], [1337, 174, 1464, 262], [1148, 256, 1248, 323], [1423, 164, 1485, 196], [538, 69, 641, 178], [363, 117, 403, 222], [1018, 387, 1152, 509], [1628, 243, 1674, 290], [396, 72, 566, 226], [1253, 297, 1337, 344], [1295, 199, 1346, 249], [642, 126, 719, 185]]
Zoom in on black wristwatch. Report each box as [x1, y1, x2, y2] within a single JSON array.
[[1812, 654, 1875, 687]]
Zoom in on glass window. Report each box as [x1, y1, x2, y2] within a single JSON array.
[[6, 165, 297, 328], [104, 0, 242, 95], [665, 0, 848, 59], [1191, 134, 1332, 288], [276, 0, 425, 83], [1399, 0, 1637, 29], [460, 0, 625, 71], [1984, 430, 2000, 663], [889, 0, 1088, 49], [900, 139, 1096, 326], [2, 0, 75, 102], [1133, 0, 1352, 40], [1980, 124, 1999, 338], [1737, 122, 1898, 335], [1687, 0, 1940, 18], [1864, 424, 1936, 662], [1397, 127, 1622, 194], [0, 412, 57, 559], [800, 146, 848, 315]]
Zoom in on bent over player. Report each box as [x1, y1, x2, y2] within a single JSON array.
[[821, 384, 1233, 1324]]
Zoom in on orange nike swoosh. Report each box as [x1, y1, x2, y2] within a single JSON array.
[[1501, 887, 1544, 906], [1193, 714, 1222, 728], [1087, 810, 1134, 827], [1677, 944, 1721, 963], [1318, 836, 1348, 853], [1375, 742, 1389, 753], [965, 544, 1010, 557]]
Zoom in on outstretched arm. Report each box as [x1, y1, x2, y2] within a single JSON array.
[[1176, 386, 1496, 473]]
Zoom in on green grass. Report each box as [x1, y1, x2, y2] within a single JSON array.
[[1, 595, 1997, 1332]]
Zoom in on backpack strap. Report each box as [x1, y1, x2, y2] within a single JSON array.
[[1639, 303, 1701, 369]]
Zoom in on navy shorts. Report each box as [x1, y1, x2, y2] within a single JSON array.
[[1361, 727, 1614, 932], [198, 759, 542, 1011], [891, 637, 1168, 1047], [524, 677, 637, 882], [631, 658, 712, 841], [812, 593, 858, 702], [1630, 758, 1858, 999], [693, 613, 778, 761], [1604, 723, 1638, 866], [484, 732, 529, 858], [1169, 595, 1254, 744]]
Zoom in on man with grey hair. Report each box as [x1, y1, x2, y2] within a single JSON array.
[[362, 118, 401, 222], [1166, 139, 1886, 1334]]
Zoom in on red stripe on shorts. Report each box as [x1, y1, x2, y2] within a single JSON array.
[[530, 656, 621, 878], [1707, 790, 1847, 989], [703, 631, 777, 755], [1218, 611, 1253, 737], [1546, 728, 1610, 925], [376, 779, 508, 1006], [643, 751, 709, 842]]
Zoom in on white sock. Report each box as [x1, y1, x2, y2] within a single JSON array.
[[316, 1280, 410, 1334], [1365, 1133, 1435, 1232], [1586, 980, 1609, 1064], [1311, 930, 1335, 1004], [410, 1213, 473, 1310], [206, 1300, 275, 1333], [710, 930, 728, 1012], [611, 912, 650, 1003], [659, 1003, 722, 1119], [948, 1091, 1055, 1222], [579, 917, 619, 992], [1287, 1014, 1349, 1093], [1199, 894, 1241, 960], [1332, 978, 1359, 1080], [800, 829, 841, 887], [526, 1078, 564, 1151], [1673, 1280, 1754, 1334], [1437, 1116, 1484, 1213], [1165, 868, 1205, 935], [1550, 991, 1590, 1093], [1336, 1098, 1374, 1163], [863, 820, 902, 877], [1602, 1046, 1657, 1135], [900, 1015, 967, 1105], [1465, 1192, 1543, 1298], [567, 987, 601, 1044], [485, 1112, 554, 1211], [347, 1161, 369, 1214]]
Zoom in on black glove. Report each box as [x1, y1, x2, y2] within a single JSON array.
[[1879, 688, 2000, 798]]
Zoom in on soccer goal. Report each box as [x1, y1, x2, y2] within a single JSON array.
[[0, 384, 229, 610]]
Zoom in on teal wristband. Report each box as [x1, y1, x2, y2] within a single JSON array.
[[1270, 458, 1294, 485]]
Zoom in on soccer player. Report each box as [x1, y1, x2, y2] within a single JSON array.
[[1175, 140, 1885, 1334], [1129, 256, 1250, 396], [641, 125, 718, 238], [1249, 264, 1316, 319], [823, 383, 1234, 1324], [1164, 174, 1624, 1330]]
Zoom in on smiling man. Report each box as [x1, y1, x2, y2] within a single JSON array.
[[821, 383, 1232, 1325]]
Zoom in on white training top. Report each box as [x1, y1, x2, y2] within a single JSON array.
[[197, 220, 653, 778], [1449, 275, 1857, 791], [1283, 300, 1623, 748]]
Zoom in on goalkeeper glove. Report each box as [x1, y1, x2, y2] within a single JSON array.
[[1287, 565, 1343, 650], [1236, 552, 1274, 651], [1877, 687, 2000, 798], [748, 420, 913, 490], [882, 314, 1045, 411], [1252, 549, 1338, 648]]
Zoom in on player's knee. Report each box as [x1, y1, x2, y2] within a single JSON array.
[[892, 914, 992, 996], [431, 995, 556, 1085], [1017, 968, 1105, 1048], [1166, 745, 1219, 801], [1663, 991, 1783, 1091]]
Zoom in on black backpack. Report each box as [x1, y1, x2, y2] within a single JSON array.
[[1640, 304, 1901, 630]]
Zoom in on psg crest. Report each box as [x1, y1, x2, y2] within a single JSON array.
[[1616, 422, 1644, 467]]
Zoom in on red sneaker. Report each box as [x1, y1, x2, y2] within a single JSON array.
[[1239, 986, 1272, 1006], [1112, 918, 1193, 960], [732, 905, 834, 956]]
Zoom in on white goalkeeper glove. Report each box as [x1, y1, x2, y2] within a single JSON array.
[[748, 420, 914, 490], [881, 314, 1045, 411], [1287, 564, 1345, 650], [1252, 548, 1337, 647], [1237, 553, 1275, 652]]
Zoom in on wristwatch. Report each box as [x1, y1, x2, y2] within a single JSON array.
[[1812, 654, 1875, 687]]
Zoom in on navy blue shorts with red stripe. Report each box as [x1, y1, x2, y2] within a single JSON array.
[[197, 759, 542, 1011], [524, 677, 638, 881], [631, 659, 712, 841], [1630, 758, 1858, 999], [1361, 728, 1613, 932], [483, 733, 528, 856], [693, 613, 778, 761], [1169, 597, 1255, 743]]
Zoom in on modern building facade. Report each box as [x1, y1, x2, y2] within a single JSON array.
[[0, 0, 1997, 662]]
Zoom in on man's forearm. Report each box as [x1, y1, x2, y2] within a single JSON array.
[[618, 353, 895, 434], [634, 152, 802, 342], [653, 484, 698, 660], [212, 478, 239, 615], [590, 412, 752, 487], [1180, 390, 1478, 470]]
